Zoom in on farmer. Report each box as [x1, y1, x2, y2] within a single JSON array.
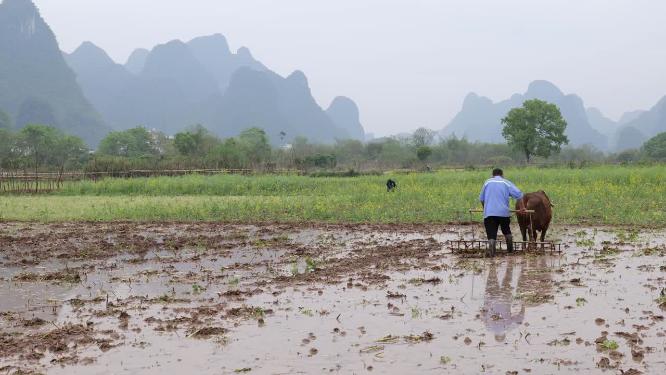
[[479, 168, 523, 256]]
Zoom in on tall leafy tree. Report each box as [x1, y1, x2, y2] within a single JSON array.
[[501, 99, 569, 162], [0, 128, 16, 168], [416, 146, 433, 162], [239, 127, 270, 166], [174, 132, 198, 156], [2, 125, 87, 171], [174, 125, 219, 156], [17, 125, 59, 171], [333, 139, 364, 166], [209, 138, 245, 168], [98, 127, 158, 157], [97, 132, 133, 157], [412, 127, 436, 147], [52, 135, 89, 170], [378, 138, 414, 167], [365, 142, 384, 160], [642, 132, 666, 160]]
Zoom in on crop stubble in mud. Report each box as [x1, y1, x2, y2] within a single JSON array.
[[0, 222, 665, 374]]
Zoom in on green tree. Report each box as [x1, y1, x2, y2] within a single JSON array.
[[0, 128, 16, 168], [416, 145, 433, 162], [412, 127, 436, 147], [365, 142, 384, 160], [304, 154, 337, 169], [239, 127, 270, 166], [501, 99, 569, 162], [16, 125, 60, 171], [52, 135, 89, 170], [98, 127, 158, 158], [615, 149, 641, 164], [0, 109, 12, 129], [209, 138, 245, 168], [174, 132, 198, 156], [1, 125, 87, 172], [98, 131, 132, 157], [290, 136, 311, 160], [173, 125, 219, 156], [378, 138, 415, 168], [642, 132, 666, 160], [334, 139, 364, 166]]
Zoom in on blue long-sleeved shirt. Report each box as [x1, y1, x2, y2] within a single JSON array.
[[479, 176, 523, 218]]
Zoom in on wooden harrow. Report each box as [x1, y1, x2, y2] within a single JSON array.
[[448, 209, 562, 255], [448, 239, 562, 254]]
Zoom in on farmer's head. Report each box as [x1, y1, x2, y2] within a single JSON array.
[[492, 168, 503, 177]]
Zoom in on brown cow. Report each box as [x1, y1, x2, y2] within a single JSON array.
[[515, 191, 553, 244]]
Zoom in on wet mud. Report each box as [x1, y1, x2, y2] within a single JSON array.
[[0, 222, 665, 374]]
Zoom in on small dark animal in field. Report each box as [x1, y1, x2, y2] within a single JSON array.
[[386, 179, 397, 192], [516, 190, 553, 243]]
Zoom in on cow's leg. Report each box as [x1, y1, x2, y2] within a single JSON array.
[[537, 230, 543, 250], [540, 228, 548, 250], [520, 224, 528, 242]]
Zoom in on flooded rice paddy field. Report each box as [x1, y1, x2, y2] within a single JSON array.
[[0, 222, 665, 375]]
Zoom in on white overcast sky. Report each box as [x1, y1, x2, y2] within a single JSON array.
[[33, 0, 666, 136]]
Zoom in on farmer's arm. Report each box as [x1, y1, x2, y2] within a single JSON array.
[[510, 183, 526, 213], [479, 184, 486, 207], [508, 182, 523, 200]]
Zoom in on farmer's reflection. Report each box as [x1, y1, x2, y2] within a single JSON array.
[[481, 258, 525, 342]]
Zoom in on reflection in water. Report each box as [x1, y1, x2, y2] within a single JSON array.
[[481, 256, 555, 342], [482, 258, 524, 342]]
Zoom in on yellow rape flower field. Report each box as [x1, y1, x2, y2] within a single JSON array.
[[1, 165, 664, 225]]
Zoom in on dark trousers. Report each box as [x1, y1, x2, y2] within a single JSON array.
[[484, 216, 511, 240]]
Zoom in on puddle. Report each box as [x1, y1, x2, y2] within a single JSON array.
[[0, 222, 664, 374]]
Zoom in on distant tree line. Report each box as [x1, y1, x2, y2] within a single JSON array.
[[0, 124, 89, 173], [1, 121, 666, 175]]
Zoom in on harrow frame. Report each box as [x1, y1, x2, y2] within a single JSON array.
[[449, 209, 562, 255]]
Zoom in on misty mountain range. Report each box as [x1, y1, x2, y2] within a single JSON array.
[[0, 0, 364, 146], [0, 0, 109, 144], [441, 80, 666, 152], [66, 33, 366, 145], [1, 0, 664, 152]]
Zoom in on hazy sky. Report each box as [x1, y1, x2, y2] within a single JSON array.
[[34, 0, 666, 136]]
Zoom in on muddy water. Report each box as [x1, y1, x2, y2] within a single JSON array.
[[0, 223, 665, 374]]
